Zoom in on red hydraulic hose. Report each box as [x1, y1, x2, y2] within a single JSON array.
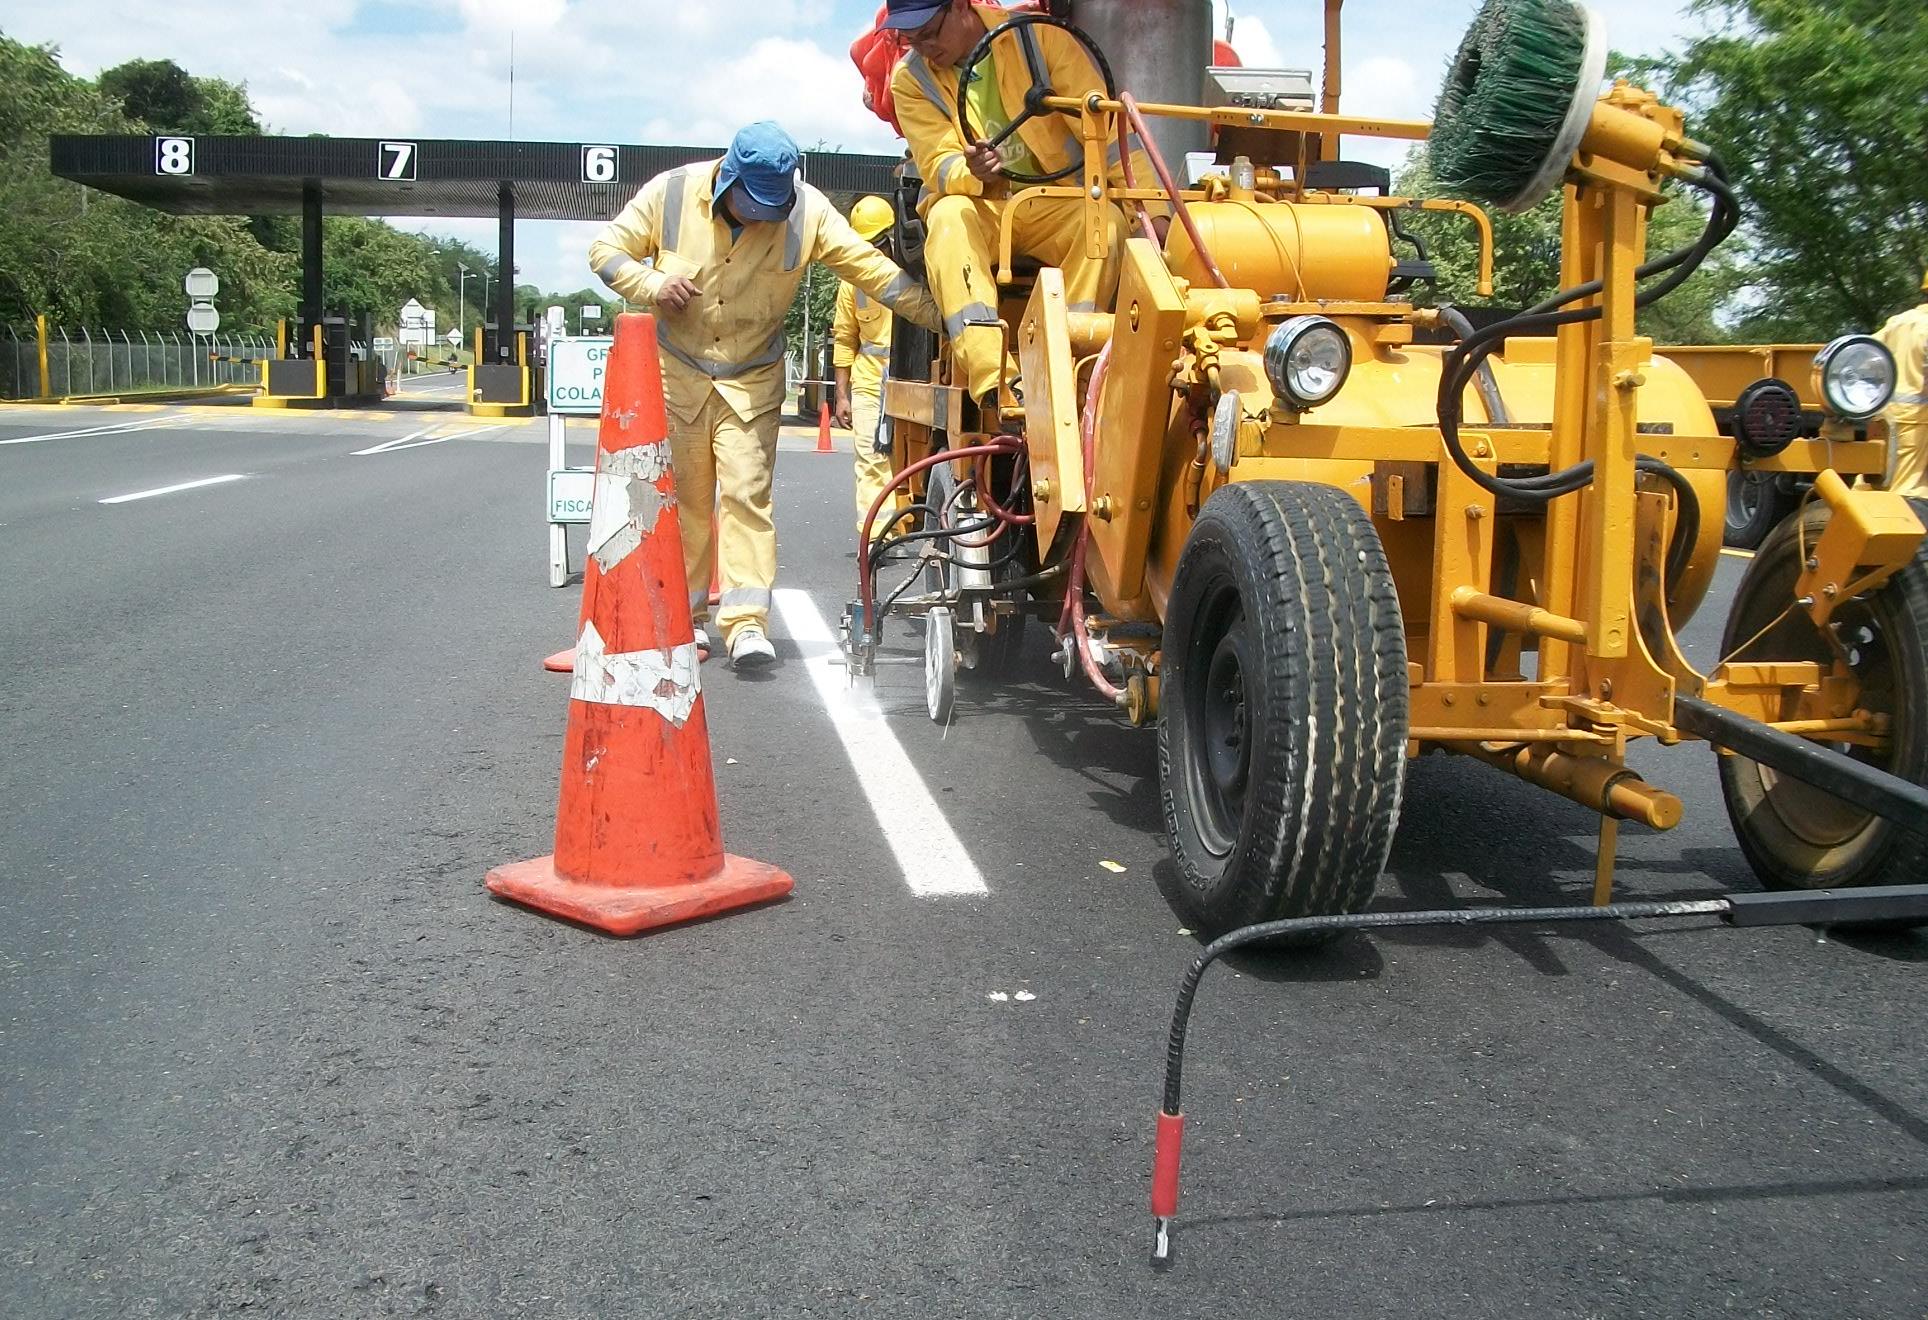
[[973, 450, 1035, 526], [858, 440, 1022, 633], [1119, 93, 1229, 290], [1059, 342, 1125, 705]]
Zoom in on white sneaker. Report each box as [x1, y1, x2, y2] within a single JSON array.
[[728, 626, 776, 670], [693, 625, 712, 660]]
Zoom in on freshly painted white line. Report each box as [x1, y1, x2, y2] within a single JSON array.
[[351, 422, 508, 455], [774, 588, 989, 898], [0, 416, 178, 447], [99, 473, 246, 504]]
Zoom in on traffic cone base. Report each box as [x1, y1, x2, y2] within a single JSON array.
[[542, 648, 574, 673], [486, 851, 792, 936]]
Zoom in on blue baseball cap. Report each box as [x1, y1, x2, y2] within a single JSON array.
[[716, 121, 799, 222], [881, 0, 950, 31]]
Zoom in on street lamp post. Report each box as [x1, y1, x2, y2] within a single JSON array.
[[456, 262, 471, 353]]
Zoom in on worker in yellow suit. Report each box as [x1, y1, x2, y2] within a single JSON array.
[[589, 122, 940, 668], [884, 0, 1161, 417], [833, 195, 905, 543], [1875, 269, 1928, 499]]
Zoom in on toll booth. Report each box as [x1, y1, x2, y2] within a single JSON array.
[[469, 320, 537, 418], [258, 309, 384, 409]]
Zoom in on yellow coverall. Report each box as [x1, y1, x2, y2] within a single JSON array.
[[832, 281, 902, 536], [891, 2, 1157, 403], [1875, 300, 1928, 498], [589, 162, 940, 646]]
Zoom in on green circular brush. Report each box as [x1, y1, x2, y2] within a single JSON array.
[[1429, 0, 1607, 212]]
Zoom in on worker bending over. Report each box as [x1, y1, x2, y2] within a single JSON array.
[[884, 0, 1159, 421], [834, 195, 907, 542], [1876, 269, 1928, 499], [589, 122, 940, 668]]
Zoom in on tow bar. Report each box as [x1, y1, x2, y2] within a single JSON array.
[[1149, 886, 1928, 1262]]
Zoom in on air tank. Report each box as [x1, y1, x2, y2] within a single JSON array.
[[1070, 0, 1213, 168]]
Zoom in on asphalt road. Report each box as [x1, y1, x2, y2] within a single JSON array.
[[2, 397, 1923, 1319]]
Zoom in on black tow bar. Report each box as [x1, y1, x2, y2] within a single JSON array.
[[1673, 694, 1928, 834], [1149, 886, 1928, 1263]]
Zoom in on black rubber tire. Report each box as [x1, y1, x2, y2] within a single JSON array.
[[1716, 497, 1928, 890], [1159, 482, 1409, 937], [1724, 469, 1793, 550]]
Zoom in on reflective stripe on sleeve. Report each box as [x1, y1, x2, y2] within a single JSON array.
[[596, 255, 642, 287], [860, 343, 890, 358], [944, 302, 999, 337], [784, 194, 808, 271], [904, 52, 949, 116]]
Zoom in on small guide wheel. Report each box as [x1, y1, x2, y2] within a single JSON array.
[[926, 606, 957, 723]]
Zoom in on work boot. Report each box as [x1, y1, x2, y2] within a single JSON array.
[[729, 626, 776, 670]]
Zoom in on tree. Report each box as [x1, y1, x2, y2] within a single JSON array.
[[97, 58, 261, 135], [1660, 0, 1928, 338]]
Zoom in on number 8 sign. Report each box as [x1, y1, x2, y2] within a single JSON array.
[[155, 137, 194, 176]]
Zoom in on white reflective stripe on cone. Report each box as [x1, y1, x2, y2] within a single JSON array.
[[586, 442, 676, 573], [570, 621, 702, 725]]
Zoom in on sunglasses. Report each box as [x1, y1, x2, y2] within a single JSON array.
[[904, 6, 950, 46]]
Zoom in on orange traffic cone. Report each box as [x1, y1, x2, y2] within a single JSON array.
[[487, 313, 793, 935], [541, 648, 573, 673], [816, 399, 834, 453]]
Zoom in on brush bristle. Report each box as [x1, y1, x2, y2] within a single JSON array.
[[1429, 0, 1589, 207]]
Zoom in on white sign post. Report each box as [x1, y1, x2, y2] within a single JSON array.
[[543, 335, 615, 586]]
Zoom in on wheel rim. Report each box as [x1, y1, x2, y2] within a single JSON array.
[[1181, 575, 1251, 858], [1729, 548, 1908, 851], [1726, 470, 1768, 534]]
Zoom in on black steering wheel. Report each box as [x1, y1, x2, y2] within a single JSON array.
[[954, 14, 1117, 186]]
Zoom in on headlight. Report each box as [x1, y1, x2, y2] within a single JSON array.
[[1210, 390, 1241, 472], [1731, 377, 1802, 459], [1264, 316, 1351, 411], [1812, 334, 1895, 421]]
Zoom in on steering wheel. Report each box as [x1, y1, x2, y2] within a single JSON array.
[[954, 14, 1117, 186]]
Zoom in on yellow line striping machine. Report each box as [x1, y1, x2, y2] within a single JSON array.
[[843, 0, 1928, 1255]]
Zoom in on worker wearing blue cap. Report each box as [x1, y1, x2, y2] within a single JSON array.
[[591, 122, 940, 669]]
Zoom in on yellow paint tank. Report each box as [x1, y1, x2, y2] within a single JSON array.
[[1163, 200, 1392, 303]]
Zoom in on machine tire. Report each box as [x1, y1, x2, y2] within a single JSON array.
[[1159, 482, 1409, 937], [1716, 497, 1928, 891], [1724, 469, 1793, 549]]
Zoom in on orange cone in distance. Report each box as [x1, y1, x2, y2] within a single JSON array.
[[487, 312, 793, 935], [816, 399, 834, 453]]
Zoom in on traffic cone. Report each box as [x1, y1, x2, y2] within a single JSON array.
[[816, 399, 834, 453], [542, 648, 573, 673], [487, 312, 793, 935]]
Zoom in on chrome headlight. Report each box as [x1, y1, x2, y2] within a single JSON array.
[[1264, 316, 1351, 411], [1812, 334, 1895, 421], [1210, 390, 1241, 472]]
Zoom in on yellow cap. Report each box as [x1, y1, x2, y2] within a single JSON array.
[[851, 195, 894, 242]]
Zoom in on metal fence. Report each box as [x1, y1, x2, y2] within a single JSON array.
[[1, 324, 274, 400]]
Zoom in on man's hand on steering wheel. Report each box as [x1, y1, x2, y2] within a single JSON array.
[[964, 140, 1003, 183]]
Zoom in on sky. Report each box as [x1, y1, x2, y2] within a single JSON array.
[[0, 0, 1721, 299]]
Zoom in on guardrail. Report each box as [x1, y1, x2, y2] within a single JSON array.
[[1, 322, 272, 400]]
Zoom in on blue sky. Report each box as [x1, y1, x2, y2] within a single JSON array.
[[1, 0, 1718, 295]]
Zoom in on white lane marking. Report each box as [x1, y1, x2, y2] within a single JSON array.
[[774, 588, 989, 898], [351, 422, 507, 455], [0, 416, 179, 447], [98, 473, 246, 504]]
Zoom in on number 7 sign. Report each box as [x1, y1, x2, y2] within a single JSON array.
[[378, 141, 418, 181]]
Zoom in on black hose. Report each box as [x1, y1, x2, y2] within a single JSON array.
[[1437, 304, 1510, 426], [1160, 899, 1732, 1116]]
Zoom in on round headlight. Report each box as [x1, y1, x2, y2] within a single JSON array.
[[1210, 390, 1241, 472], [1812, 334, 1895, 421], [1731, 377, 1802, 459], [1264, 316, 1351, 411]]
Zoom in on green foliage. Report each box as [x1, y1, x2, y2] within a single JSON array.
[[784, 265, 839, 366], [1395, 148, 1735, 342], [1661, 0, 1928, 338], [97, 58, 261, 134]]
